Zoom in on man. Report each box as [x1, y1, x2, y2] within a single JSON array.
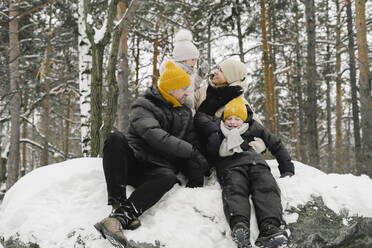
[[94, 61, 209, 248], [195, 58, 267, 154]]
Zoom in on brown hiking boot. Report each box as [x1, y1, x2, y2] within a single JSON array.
[[94, 217, 128, 248]]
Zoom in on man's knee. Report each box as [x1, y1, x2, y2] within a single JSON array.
[[104, 131, 127, 150]]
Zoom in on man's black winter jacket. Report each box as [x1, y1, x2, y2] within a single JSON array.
[[127, 86, 199, 170]]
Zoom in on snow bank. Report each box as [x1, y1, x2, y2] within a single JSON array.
[[0, 158, 371, 248]]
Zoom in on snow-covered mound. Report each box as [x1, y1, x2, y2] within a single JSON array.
[[0, 158, 371, 248]]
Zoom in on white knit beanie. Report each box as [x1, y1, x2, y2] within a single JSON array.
[[219, 59, 247, 84], [172, 29, 200, 61]]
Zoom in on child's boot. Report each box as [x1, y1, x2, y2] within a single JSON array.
[[231, 222, 252, 248]]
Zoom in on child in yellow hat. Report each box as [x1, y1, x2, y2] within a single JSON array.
[[195, 96, 294, 248]]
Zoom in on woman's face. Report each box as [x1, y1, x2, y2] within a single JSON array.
[[210, 67, 226, 85]]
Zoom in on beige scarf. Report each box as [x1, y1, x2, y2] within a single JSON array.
[[219, 121, 249, 157]]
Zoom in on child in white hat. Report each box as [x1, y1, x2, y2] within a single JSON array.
[[160, 29, 209, 114]]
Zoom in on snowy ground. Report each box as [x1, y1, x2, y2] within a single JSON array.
[[0, 158, 372, 248]]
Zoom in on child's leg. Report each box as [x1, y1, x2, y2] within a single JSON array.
[[219, 167, 252, 247], [250, 164, 289, 247], [249, 164, 282, 227], [219, 167, 251, 228]]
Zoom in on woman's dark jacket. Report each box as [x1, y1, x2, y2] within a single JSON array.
[[194, 106, 294, 175], [127, 86, 199, 170]]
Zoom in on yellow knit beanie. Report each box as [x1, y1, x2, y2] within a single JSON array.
[[158, 61, 191, 107], [223, 97, 247, 121]]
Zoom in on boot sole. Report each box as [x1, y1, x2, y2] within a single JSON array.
[[255, 232, 290, 248], [232, 228, 252, 248], [94, 222, 129, 248]]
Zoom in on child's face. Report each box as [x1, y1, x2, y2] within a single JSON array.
[[184, 59, 197, 68], [224, 115, 244, 128]]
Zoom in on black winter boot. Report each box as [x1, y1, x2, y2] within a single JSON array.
[[231, 222, 252, 248], [111, 200, 141, 230], [94, 201, 141, 248], [255, 219, 289, 248]]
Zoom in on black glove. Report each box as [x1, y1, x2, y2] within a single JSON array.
[[280, 171, 294, 178], [186, 176, 204, 188], [185, 148, 209, 188], [198, 85, 243, 115], [206, 132, 221, 158], [189, 148, 209, 174]]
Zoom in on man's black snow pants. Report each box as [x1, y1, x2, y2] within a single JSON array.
[[218, 163, 282, 229], [102, 131, 178, 214]]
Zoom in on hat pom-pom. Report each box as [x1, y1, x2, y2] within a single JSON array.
[[175, 29, 193, 42], [165, 61, 176, 70]]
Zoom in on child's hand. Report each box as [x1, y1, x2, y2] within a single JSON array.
[[198, 61, 209, 78]]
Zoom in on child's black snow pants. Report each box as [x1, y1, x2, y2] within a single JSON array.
[[102, 131, 178, 214], [218, 163, 282, 229]]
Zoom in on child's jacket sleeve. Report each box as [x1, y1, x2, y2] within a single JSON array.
[[252, 122, 295, 175]]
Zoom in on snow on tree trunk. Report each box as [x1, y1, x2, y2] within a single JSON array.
[[78, 0, 92, 157]]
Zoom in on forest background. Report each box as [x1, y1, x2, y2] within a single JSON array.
[[0, 0, 371, 192]]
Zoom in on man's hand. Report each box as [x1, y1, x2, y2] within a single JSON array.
[[189, 148, 209, 173]]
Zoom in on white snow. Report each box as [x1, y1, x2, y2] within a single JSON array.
[[0, 158, 371, 248]]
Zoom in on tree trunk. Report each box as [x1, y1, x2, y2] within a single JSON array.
[[260, 0, 277, 134], [100, 0, 140, 153], [8, 0, 21, 189], [40, 0, 54, 166], [64, 92, 71, 160], [354, 0, 372, 175], [0, 123, 6, 185], [90, 44, 104, 157], [305, 0, 320, 167], [152, 22, 160, 86], [84, 0, 120, 157], [207, 16, 212, 68], [133, 35, 140, 98], [268, 0, 279, 135], [294, 0, 307, 164], [21, 88, 28, 176], [78, 0, 92, 157], [335, 0, 344, 172], [286, 68, 300, 161], [117, 0, 130, 132], [234, 0, 244, 63], [324, 0, 333, 170], [345, 0, 361, 165]]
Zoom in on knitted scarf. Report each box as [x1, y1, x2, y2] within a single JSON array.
[[219, 121, 249, 157]]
